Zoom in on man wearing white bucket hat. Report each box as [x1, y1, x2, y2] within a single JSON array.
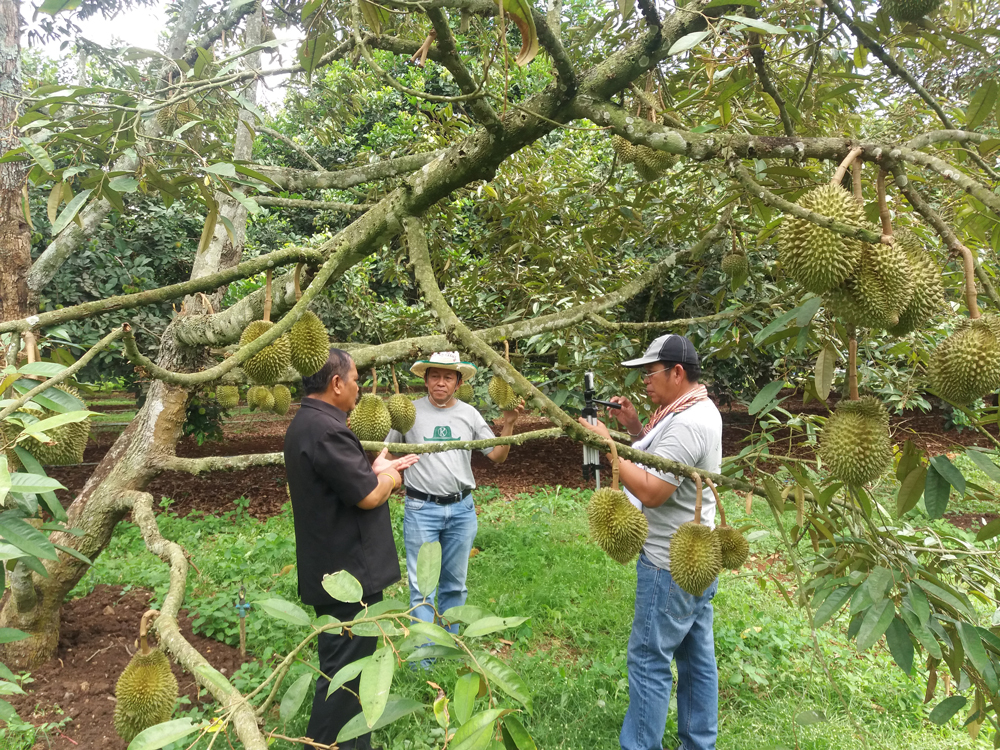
[[386, 351, 521, 630]]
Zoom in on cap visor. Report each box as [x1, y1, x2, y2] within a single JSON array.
[[620, 355, 660, 368]]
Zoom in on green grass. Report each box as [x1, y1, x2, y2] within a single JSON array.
[[61, 485, 990, 749]]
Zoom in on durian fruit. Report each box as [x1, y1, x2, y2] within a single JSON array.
[[670, 474, 722, 596], [928, 317, 1000, 405], [288, 311, 330, 377], [155, 104, 177, 128], [387, 394, 416, 434], [351, 393, 392, 442], [216, 385, 240, 410], [247, 385, 273, 411], [271, 384, 292, 416], [239, 320, 291, 385], [881, 0, 940, 21], [777, 185, 866, 294], [488, 375, 518, 411], [175, 98, 200, 122], [587, 442, 648, 564], [706, 478, 748, 571], [633, 146, 677, 181], [720, 253, 749, 278], [114, 610, 178, 743], [17, 386, 90, 466], [818, 396, 892, 485], [886, 231, 945, 336], [611, 135, 637, 163], [456, 383, 474, 402], [825, 239, 914, 330]]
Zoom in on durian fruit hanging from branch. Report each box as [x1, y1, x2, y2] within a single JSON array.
[[271, 384, 292, 416], [457, 382, 475, 403], [818, 395, 893, 486], [351, 368, 392, 442], [247, 384, 275, 412], [238, 270, 291, 385], [587, 439, 648, 564], [609, 86, 678, 181], [720, 228, 749, 284], [886, 230, 945, 336], [215, 384, 240, 410], [705, 477, 748, 571], [488, 341, 521, 411], [928, 317, 1000, 405], [288, 263, 331, 377], [387, 366, 416, 434], [12, 385, 91, 466], [114, 610, 178, 743], [881, 0, 941, 22], [670, 473, 722, 596]]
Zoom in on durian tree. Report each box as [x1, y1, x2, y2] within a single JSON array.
[[0, 0, 999, 742]]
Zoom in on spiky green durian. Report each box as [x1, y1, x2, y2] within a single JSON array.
[[387, 393, 416, 434], [633, 146, 677, 181], [716, 526, 749, 570], [247, 385, 270, 411], [456, 383, 474, 403], [818, 396, 892, 485], [824, 239, 914, 330], [886, 231, 945, 336], [670, 522, 722, 596], [881, 0, 940, 21], [488, 376, 518, 410], [928, 318, 1000, 405], [114, 648, 178, 742], [587, 488, 648, 564], [288, 311, 331, 377], [16, 386, 90, 466], [271, 384, 292, 416], [611, 135, 637, 163], [351, 394, 392, 442], [239, 320, 291, 385], [778, 185, 866, 294], [721, 253, 749, 278], [216, 385, 240, 410]]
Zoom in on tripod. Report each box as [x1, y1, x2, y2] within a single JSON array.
[[582, 371, 621, 490]]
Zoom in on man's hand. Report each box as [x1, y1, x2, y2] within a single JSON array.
[[608, 396, 642, 435], [577, 416, 611, 441], [501, 402, 525, 425], [372, 447, 419, 486]]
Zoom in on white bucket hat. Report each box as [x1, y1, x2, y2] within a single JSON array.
[[409, 351, 478, 380]]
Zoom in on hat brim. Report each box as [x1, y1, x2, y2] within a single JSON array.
[[410, 361, 478, 380], [621, 354, 662, 368]]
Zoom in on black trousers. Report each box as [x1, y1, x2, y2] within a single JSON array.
[[306, 592, 383, 749]]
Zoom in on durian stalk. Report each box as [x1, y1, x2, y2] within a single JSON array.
[[139, 610, 160, 656], [847, 327, 859, 401], [830, 147, 863, 187], [693, 473, 703, 525], [852, 162, 863, 205], [371, 367, 378, 395], [293, 262, 303, 301], [504, 340, 510, 362], [392, 365, 400, 395], [263, 269, 273, 323], [605, 437, 621, 491], [958, 245, 981, 319], [876, 169, 893, 243], [706, 477, 724, 525], [745, 491, 753, 515]]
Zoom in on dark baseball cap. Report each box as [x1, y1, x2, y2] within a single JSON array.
[[621, 334, 700, 368]]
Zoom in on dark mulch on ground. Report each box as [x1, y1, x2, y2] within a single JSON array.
[[7, 584, 249, 749]]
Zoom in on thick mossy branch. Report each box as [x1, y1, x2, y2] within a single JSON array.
[[127, 490, 266, 750], [256, 196, 373, 212], [729, 160, 882, 243], [1, 247, 323, 335], [905, 130, 994, 151], [893, 146, 1000, 217], [0, 328, 122, 422], [255, 150, 447, 192]]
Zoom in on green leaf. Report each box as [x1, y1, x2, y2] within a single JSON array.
[[50, 189, 93, 236], [966, 81, 998, 130], [20, 410, 92, 437], [464, 616, 530, 638], [0, 514, 56, 560], [0, 629, 29, 645], [899, 607, 941, 660], [502, 715, 537, 749], [914, 579, 975, 620], [12, 380, 84, 412], [194, 663, 233, 696], [856, 598, 894, 651], [0, 680, 24, 695], [337, 697, 423, 742], [965, 448, 1000, 484], [18, 138, 55, 173], [360, 645, 395, 728], [16, 362, 66, 377], [327, 656, 371, 699], [108, 176, 140, 193], [865, 567, 894, 603], [723, 14, 787, 34], [754, 308, 798, 345], [359, 0, 392, 34], [0, 456, 9, 507], [794, 710, 826, 726], [255, 597, 311, 627], [297, 32, 333, 80], [923, 464, 951, 519], [667, 30, 712, 56], [37, 0, 81, 13], [322, 570, 364, 602], [443, 605, 496, 624], [814, 342, 836, 401], [452, 709, 511, 750], [495, 0, 539, 66], [53, 543, 92, 566], [417, 541, 442, 597], [884, 617, 913, 675], [454, 672, 480, 725], [929, 695, 967, 725], [406, 645, 465, 661], [976, 517, 1000, 542], [747, 380, 784, 415], [896, 466, 927, 518], [408, 620, 455, 647], [958, 622, 999, 694], [929, 455, 965, 495], [474, 653, 533, 714], [11, 449, 64, 522], [126, 718, 207, 750], [279, 673, 312, 722], [907, 582, 930, 624], [204, 162, 236, 177], [795, 296, 823, 326]]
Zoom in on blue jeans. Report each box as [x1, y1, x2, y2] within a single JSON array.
[[403, 493, 478, 632], [621, 553, 718, 750]]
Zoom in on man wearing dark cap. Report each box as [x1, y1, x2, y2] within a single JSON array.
[[579, 334, 722, 750], [285, 348, 419, 749]]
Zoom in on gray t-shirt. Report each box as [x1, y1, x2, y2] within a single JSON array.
[[386, 397, 496, 496], [624, 399, 723, 571]]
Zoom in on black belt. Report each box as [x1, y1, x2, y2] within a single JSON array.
[[405, 487, 469, 505]]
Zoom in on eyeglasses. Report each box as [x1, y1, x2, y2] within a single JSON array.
[[642, 367, 671, 381]]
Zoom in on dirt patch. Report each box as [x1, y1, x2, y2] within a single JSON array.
[[7, 585, 249, 749], [943, 512, 1000, 531]]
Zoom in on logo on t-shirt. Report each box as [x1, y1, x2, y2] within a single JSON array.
[[425, 425, 461, 441]]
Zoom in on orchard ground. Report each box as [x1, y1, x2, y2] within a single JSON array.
[[4, 392, 999, 748]]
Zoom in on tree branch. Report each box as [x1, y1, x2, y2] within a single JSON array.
[[259, 126, 325, 172], [905, 130, 994, 151], [254, 150, 446, 191], [256, 196, 373, 212], [531, 9, 576, 96], [749, 30, 794, 137], [180, 0, 260, 67], [795, 6, 825, 108], [892, 146, 1000, 217]]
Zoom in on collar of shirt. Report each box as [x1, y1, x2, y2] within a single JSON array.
[[300, 397, 348, 423]]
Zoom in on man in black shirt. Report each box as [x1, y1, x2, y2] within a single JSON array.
[[285, 348, 418, 749]]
